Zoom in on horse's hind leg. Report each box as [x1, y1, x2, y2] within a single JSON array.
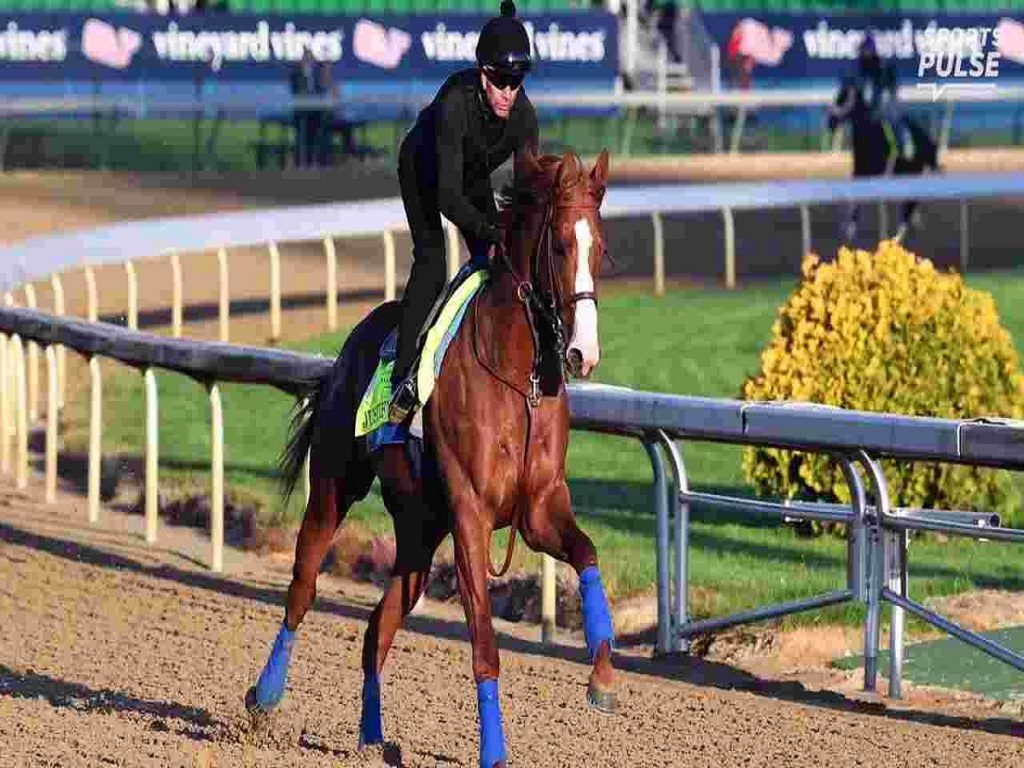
[[358, 444, 448, 747], [522, 482, 617, 715], [246, 452, 372, 716]]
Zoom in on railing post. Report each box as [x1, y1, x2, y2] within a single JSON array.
[[722, 207, 736, 289], [857, 450, 890, 694], [23, 283, 38, 422], [878, 202, 888, 241], [643, 436, 672, 655], [886, 506, 908, 699], [959, 199, 969, 274], [323, 236, 337, 332], [13, 335, 27, 490], [269, 241, 282, 343], [51, 273, 66, 409], [658, 432, 690, 653], [0, 334, 8, 475], [208, 381, 224, 573], [84, 266, 99, 323], [383, 230, 396, 302], [170, 251, 183, 338], [145, 368, 159, 544], [651, 212, 664, 297], [44, 345, 58, 503], [125, 261, 138, 331], [541, 554, 557, 644], [88, 356, 102, 524], [799, 204, 811, 260], [218, 247, 230, 343]]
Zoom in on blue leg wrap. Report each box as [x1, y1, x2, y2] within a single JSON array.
[[254, 622, 295, 710], [579, 566, 614, 663], [359, 670, 384, 747], [476, 679, 507, 768]]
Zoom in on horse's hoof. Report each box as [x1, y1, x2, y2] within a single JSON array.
[[587, 682, 618, 715], [244, 686, 273, 718]]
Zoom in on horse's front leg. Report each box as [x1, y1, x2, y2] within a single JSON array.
[[450, 495, 508, 768], [522, 481, 617, 714]]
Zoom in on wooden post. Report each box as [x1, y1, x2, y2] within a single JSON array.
[[324, 236, 338, 332], [145, 368, 159, 544], [209, 381, 224, 572], [799, 204, 811, 261], [383, 231, 396, 302], [651, 212, 664, 297], [170, 251, 183, 338], [45, 345, 58, 503], [541, 554, 557, 644], [269, 241, 282, 343], [51, 273, 66, 409], [722, 207, 736, 289], [88, 356, 102, 524], [23, 283, 38, 422], [13, 336, 27, 490], [0, 334, 8, 475], [125, 261, 138, 330], [218, 247, 230, 343], [84, 266, 98, 323]]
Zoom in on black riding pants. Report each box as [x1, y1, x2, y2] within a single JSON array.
[[393, 150, 492, 384]]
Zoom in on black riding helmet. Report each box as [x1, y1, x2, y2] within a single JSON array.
[[476, 0, 533, 86]]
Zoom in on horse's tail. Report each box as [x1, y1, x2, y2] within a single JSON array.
[[278, 377, 325, 505], [277, 301, 403, 505]]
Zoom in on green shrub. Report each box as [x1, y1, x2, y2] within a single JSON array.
[[741, 240, 1024, 527]]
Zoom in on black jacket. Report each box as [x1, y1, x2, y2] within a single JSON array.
[[399, 68, 539, 243]]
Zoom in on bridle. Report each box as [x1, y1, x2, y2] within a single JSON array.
[[495, 196, 599, 407]]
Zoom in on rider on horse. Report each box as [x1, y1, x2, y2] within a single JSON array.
[[829, 33, 913, 174], [388, 0, 539, 426]]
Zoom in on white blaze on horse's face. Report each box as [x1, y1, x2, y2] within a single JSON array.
[[567, 217, 599, 378]]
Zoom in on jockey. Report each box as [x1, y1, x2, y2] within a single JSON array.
[[830, 34, 909, 169], [388, 0, 539, 426]]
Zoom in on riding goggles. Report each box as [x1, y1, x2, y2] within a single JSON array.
[[483, 65, 526, 91]]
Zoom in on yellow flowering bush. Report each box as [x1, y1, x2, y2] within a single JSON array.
[[742, 240, 1024, 527]]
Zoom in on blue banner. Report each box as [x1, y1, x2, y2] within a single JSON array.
[[701, 12, 1024, 88], [0, 11, 617, 84]]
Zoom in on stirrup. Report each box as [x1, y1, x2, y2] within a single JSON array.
[[388, 376, 419, 425]]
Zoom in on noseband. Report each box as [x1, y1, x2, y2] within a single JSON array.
[[495, 197, 599, 406]]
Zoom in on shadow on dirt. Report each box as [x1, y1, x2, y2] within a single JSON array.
[[3, 518, 1023, 740]]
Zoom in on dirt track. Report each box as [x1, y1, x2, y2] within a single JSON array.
[[3, 479, 1024, 767]]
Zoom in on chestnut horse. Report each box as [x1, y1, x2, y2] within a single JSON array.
[[245, 148, 615, 767]]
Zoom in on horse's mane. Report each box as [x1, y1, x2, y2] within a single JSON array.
[[495, 152, 590, 227]]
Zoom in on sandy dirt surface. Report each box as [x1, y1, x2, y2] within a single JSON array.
[[3, 477, 1024, 768]]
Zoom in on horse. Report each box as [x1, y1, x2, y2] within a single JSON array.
[[830, 89, 941, 243], [244, 148, 615, 768]]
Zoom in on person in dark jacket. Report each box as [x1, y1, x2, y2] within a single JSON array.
[[388, 0, 539, 425]]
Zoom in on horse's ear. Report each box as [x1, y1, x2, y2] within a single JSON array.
[[590, 148, 610, 193], [556, 151, 579, 190]]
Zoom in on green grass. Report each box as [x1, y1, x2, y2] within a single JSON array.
[[66, 269, 1024, 629], [833, 626, 1024, 702]]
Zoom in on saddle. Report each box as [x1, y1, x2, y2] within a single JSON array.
[[355, 262, 489, 451]]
